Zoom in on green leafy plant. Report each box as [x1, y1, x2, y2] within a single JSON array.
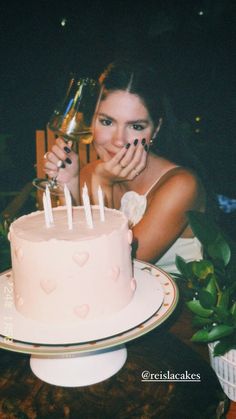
[[175, 210, 236, 356]]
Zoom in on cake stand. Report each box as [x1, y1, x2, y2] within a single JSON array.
[[0, 260, 178, 387]]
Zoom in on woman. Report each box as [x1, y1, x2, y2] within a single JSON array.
[[44, 59, 206, 273]]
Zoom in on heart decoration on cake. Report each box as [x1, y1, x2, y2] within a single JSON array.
[[74, 304, 90, 319], [40, 279, 57, 294], [15, 293, 24, 306], [73, 251, 89, 267], [17, 296, 24, 306], [108, 266, 120, 282]]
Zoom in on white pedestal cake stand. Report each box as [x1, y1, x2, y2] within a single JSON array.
[[0, 260, 178, 387]]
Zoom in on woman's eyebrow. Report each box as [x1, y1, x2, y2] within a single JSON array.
[[127, 119, 149, 124], [98, 113, 148, 124], [97, 112, 112, 118]]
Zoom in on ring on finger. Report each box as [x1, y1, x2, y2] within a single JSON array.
[[44, 152, 50, 160]]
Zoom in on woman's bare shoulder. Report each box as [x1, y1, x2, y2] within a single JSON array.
[[160, 166, 201, 189], [153, 166, 206, 210]]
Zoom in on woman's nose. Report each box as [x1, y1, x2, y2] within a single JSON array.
[[112, 127, 127, 147]]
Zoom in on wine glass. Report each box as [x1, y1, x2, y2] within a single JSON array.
[[33, 75, 101, 195]]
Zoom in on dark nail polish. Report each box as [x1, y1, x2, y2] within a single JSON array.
[[61, 162, 66, 168], [144, 144, 149, 152], [125, 143, 131, 149], [141, 138, 146, 145], [64, 146, 71, 154], [134, 139, 138, 146], [65, 157, 72, 164]]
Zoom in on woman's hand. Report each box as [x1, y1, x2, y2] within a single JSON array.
[[94, 138, 149, 184], [44, 137, 80, 204], [44, 138, 79, 185]]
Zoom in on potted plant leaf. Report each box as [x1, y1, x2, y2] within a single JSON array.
[[175, 210, 236, 401]]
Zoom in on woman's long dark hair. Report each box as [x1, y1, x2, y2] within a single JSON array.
[[99, 58, 164, 122], [153, 95, 219, 217]]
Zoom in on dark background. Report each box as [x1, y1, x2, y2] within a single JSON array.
[[0, 0, 235, 197]]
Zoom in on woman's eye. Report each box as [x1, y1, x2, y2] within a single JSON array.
[[132, 124, 145, 131], [99, 118, 112, 126]]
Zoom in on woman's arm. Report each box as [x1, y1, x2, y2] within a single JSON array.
[[132, 170, 205, 263], [79, 161, 205, 264]]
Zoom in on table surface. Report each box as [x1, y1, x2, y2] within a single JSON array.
[[0, 301, 229, 419]]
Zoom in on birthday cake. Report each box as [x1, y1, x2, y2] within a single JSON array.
[[9, 206, 135, 324]]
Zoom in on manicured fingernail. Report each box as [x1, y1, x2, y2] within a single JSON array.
[[61, 162, 66, 168], [141, 138, 146, 145], [134, 139, 138, 146], [65, 157, 72, 164], [64, 146, 71, 153], [125, 143, 131, 149], [57, 160, 63, 168], [144, 144, 149, 152]]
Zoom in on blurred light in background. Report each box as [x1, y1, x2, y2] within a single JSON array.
[[60, 18, 67, 27]]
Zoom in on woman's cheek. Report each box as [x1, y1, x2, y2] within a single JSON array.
[[93, 127, 111, 146], [93, 142, 109, 161], [93, 138, 104, 160]]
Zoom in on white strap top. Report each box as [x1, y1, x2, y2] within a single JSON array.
[[120, 167, 203, 273], [120, 167, 178, 226]]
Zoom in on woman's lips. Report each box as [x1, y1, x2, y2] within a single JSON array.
[[107, 151, 116, 158]]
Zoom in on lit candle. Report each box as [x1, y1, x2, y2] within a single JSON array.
[[82, 183, 93, 228], [64, 185, 73, 230], [43, 192, 51, 228], [98, 185, 105, 221], [46, 185, 54, 224]]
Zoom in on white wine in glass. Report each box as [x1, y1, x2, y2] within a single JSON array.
[[33, 75, 101, 194]]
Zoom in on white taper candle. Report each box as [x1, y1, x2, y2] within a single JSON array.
[[43, 192, 51, 228], [82, 183, 93, 228], [98, 185, 105, 221], [45, 184, 54, 224], [64, 185, 73, 230]]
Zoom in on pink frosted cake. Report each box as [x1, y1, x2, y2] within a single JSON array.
[[9, 206, 135, 324]]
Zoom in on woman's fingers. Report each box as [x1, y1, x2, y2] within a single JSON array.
[[94, 138, 149, 181], [118, 139, 148, 179], [109, 140, 148, 178], [43, 137, 79, 183], [131, 142, 148, 174], [52, 138, 73, 160]]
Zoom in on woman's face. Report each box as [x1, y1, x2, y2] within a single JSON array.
[[93, 90, 156, 158]]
